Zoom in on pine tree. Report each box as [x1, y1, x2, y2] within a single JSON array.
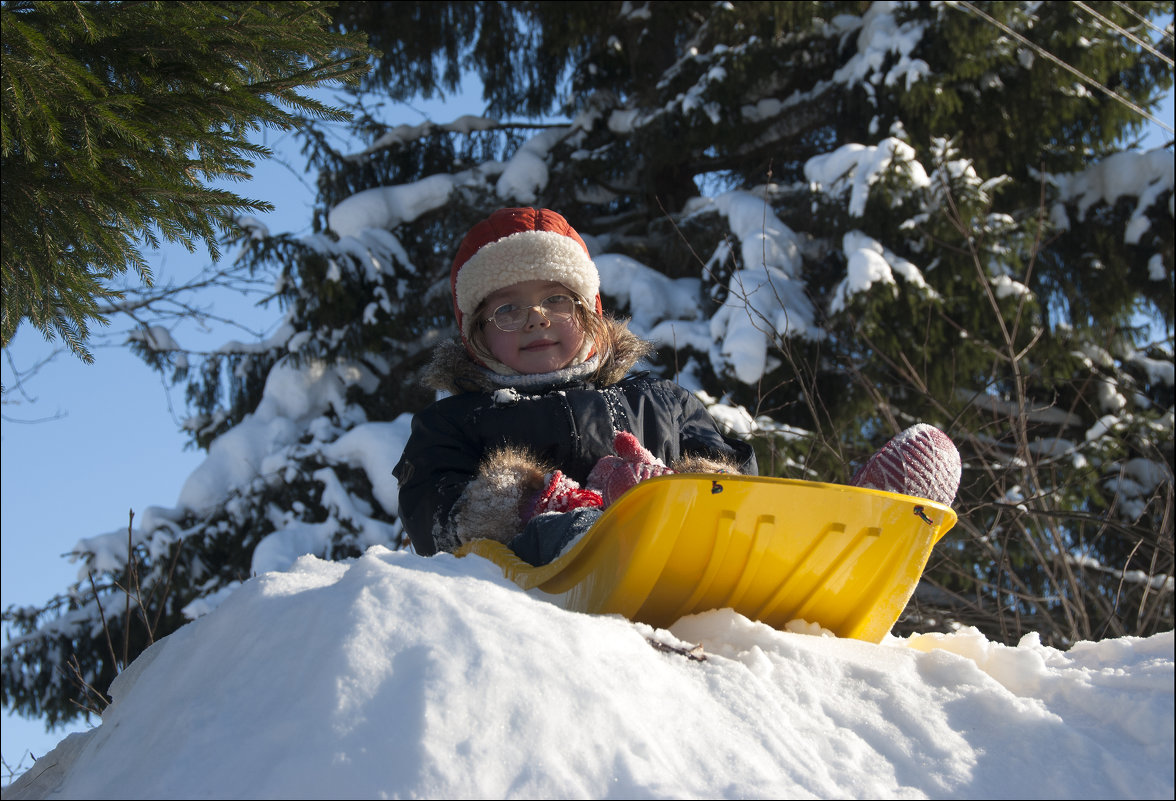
[[3, 1, 1172, 727], [1, 0, 371, 361]]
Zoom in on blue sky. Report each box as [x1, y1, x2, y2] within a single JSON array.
[[0, 85, 486, 771], [2, 70, 1173, 775]]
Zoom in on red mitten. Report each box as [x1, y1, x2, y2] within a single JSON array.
[[522, 470, 603, 523], [587, 432, 675, 506]]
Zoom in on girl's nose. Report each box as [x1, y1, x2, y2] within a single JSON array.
[[524, 305, 552, 329]]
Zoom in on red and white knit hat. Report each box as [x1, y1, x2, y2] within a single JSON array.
[[450, 208, 603, 360]]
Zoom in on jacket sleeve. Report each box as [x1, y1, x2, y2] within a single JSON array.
[[393, 402, 476, 555], [393, 400, 548, 555], [675, 388, 759, 476]]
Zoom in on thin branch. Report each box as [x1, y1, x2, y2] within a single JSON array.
[[1073, 1, 1173, 67], [86, 572, 121, 674], [950, 1, 1173, 133]]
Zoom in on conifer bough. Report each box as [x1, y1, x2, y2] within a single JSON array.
[[0, 0, 371, 361]]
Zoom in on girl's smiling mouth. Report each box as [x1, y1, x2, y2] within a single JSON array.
[[522, 339, 557, 351]]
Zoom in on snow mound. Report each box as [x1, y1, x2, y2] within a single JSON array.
[[6, 547, 1173, 799]]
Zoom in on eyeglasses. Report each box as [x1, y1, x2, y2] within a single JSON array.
[[485, 294, 580, 332]]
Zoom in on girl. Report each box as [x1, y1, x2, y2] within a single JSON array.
[[393, 208, 959, 566]]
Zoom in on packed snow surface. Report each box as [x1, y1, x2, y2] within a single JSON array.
[[6, 546, 1172, 800]]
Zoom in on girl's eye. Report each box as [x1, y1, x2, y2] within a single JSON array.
[[545, 295, 575, 309], [492, 303, 518, 316]]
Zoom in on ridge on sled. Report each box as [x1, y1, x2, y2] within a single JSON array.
[[455, 474, 957, 643]]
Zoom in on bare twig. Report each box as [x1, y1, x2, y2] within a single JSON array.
[[85, 573, 121, 675]]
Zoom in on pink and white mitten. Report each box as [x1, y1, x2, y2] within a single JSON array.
[[522, 470, 603, 523], [587, 432, 675, 506], [850, 424, 961, 506]]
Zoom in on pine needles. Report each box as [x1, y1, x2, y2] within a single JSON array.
[[0, 1, 373, 361]]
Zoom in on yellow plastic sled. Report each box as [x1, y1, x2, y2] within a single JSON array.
[[455, 475, 957, 643]]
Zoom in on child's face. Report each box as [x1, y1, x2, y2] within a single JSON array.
[[480, 280, 587, 374]]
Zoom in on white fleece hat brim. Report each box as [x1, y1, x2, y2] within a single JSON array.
[[454, 229, 600, 338]]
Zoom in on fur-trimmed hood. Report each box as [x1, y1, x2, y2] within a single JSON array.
[[420, 315, 652, 395]]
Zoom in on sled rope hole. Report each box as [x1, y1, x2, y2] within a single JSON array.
[[913, 505, 934, 525]]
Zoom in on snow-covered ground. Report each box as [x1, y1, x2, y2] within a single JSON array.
[[4, 546, 1172, 799]]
